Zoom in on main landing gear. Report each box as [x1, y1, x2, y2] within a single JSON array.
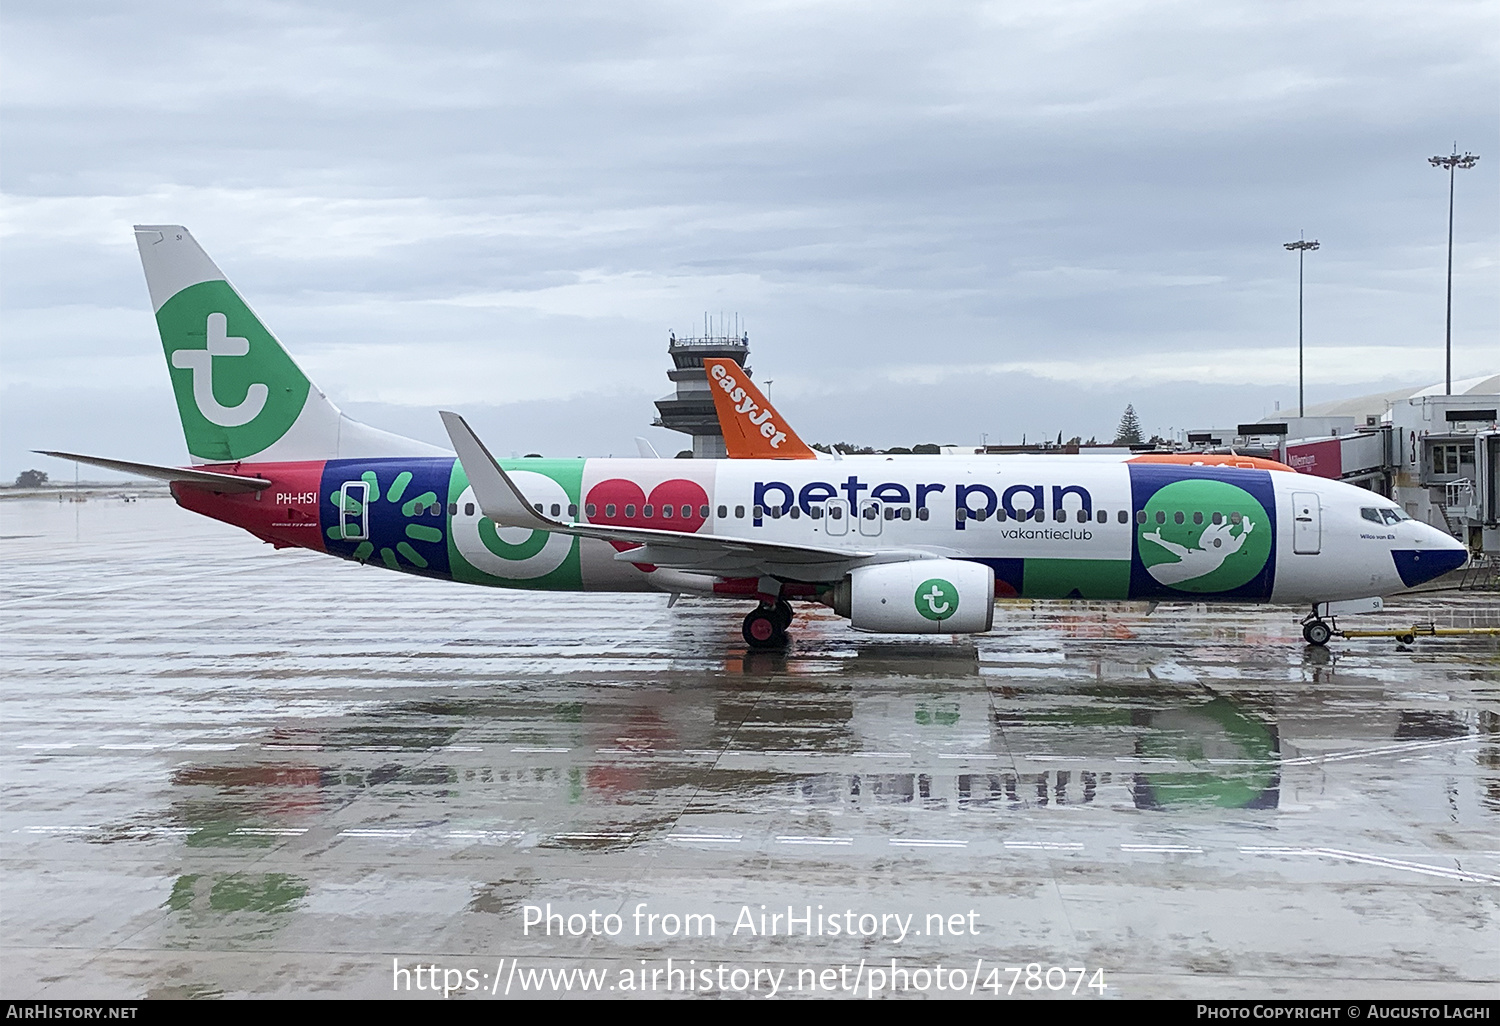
[[743, 597, 794, 649]]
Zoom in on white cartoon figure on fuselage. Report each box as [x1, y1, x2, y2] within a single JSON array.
[[1143, 519, 1254, 586]]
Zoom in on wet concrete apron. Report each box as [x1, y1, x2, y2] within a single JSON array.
[[2, 496, 1497, 998]]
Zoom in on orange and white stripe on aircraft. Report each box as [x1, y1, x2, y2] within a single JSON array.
[[703, 358, 817, 459], [1127, 453, 1295, 472]]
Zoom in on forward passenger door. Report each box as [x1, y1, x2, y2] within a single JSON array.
[[1292, 492, 1321, 554]]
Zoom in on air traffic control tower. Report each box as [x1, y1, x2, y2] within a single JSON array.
[[652, 327, 751, 458]]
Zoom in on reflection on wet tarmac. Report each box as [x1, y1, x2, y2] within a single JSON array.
[[3, 496, 1498, 998]]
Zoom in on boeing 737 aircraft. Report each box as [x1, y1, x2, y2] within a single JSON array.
[[42, 226, 1469, 649]]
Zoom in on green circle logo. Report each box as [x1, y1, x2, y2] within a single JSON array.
[[1138, 480, 1271, 593], [157, 281, 311, 461], [915, 578, 959, 621]]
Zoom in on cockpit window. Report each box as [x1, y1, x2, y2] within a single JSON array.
[[1360, 508, 1383, 524], [1380, 508, 1408, 525]]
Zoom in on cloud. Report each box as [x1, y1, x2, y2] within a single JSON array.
[[1, 1, 1495, 474]]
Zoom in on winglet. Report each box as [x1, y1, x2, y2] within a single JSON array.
[[439, 411, 563, 531], [702, 358, 817, 459]]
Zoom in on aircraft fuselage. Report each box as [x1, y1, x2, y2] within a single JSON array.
[[174, 454, 1465, 604]]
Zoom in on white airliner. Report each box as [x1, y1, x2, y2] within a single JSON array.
[[42, 226, 1470, 650]]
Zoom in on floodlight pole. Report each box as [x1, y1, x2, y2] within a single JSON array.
[[1429, 146, 1480, 395], [1283, 233, 1320, 418]]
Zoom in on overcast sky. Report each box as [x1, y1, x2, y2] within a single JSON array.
[[2, 0, 1496, 475]]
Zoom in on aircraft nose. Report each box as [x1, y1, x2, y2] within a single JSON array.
[[1390, 526, 1469, 588]]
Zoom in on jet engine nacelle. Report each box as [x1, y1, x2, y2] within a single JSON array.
[[827, 558, 995, 634]]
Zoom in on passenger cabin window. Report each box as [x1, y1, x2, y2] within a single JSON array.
[[752, 505, 763, 519], [900, 507, 911, 521], [643, 504, 654, 518], [1136, 511, 1147, 524], [1230, 512, 1242, 524], [1212, 512, 1223, 525], [830, 506, 842, 520], [449, 503, 458, 516], [1173, 511, 1185, 525], [736, 505, 746, 518], [699, 505, 710, 518], [568, 504, 577, 518], [789, 507, 800, 519], [917, 508, 929, 521], [1192, 511, 1203, 525], [1118, 510, 1128, 524], [465, 503, 475, 516], [717, 505, 727, 518], [606, 504, 616, 517], [1095, 510, 1106, 524], [551, 503, 561, 517], [625, 504, 636, 518]]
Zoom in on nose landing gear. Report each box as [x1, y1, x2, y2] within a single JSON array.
[[1301, 618, 1332, 646], [742, 597, 795, 649]]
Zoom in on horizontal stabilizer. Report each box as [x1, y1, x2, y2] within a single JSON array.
[[34, 451, 271, 494]]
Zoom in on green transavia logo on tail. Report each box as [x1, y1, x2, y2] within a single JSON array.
[[1138, 480, 1271, 593], [915, 578, 959, 621], [157, 280, 310, 461]]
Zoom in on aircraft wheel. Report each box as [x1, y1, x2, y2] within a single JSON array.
[[743, 608, 787, 649], [772, 597, 794, 630], [1302, 621, 1332, 646]]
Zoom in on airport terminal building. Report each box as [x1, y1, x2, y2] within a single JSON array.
[[1188, 376, 1500, 555]]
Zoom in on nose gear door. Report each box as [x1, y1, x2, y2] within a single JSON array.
[[1292, 491, 1321, 554]]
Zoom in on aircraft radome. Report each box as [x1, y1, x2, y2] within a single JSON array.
[[40, 226, 1470, 649]]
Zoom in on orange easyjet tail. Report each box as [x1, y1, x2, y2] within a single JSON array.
[[702, 358, 818, 459]]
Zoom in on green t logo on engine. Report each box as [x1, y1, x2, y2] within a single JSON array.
[[915, 578, 959, 621]]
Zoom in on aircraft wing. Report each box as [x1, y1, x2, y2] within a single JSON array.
[[439, 412, 914, 581], [33, 451, 272, 494]]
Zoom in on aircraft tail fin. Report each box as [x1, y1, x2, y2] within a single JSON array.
[[133, 225, 445, 464], [702, 358, 817, 459]]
